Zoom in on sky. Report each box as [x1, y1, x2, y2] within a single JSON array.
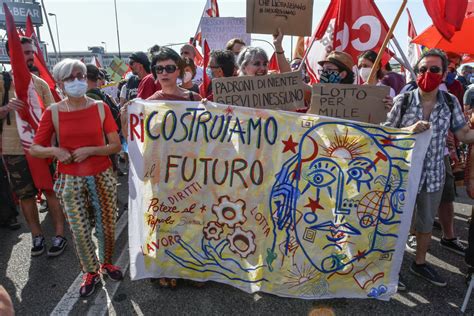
[[35, 0, 433, 60]]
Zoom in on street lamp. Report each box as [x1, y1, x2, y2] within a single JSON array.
[[101, 41, 107, 52], [48, 13, 61, 58]]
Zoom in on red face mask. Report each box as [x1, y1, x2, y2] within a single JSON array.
[[416, 71, 443, 92]]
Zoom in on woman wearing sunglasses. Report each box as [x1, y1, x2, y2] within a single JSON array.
[[29, 59, 123, 297], [146, 47, 202, 289], [147, 47, 202, 102]]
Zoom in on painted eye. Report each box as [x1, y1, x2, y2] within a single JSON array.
[[307, 170, 336, 187], [348, 167, 373, 182]]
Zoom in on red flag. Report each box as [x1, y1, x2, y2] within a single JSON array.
[[268, 52, 280, 72], [202, 40, 211, 95], [423, 0, 468, 40], [194, 0, 219, 47], [304, 0, 392, 84], [4, 4, 53, 190], [25, 15, 61, 102], [189, 41, 204, 67]]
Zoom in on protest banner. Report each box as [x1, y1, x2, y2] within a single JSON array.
[[128, 99, 431, 300], [246, 0, 313, 36], [201, 17, 251, 50], [213, 71, 305, 111], [309, 83, 390, 124]]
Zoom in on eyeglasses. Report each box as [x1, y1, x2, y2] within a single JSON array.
[[153, 64, 178, 74], [418, 65, 442, 74], [64, 73, 86, 82]]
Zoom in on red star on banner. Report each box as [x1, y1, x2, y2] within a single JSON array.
[[224, 105, 234, 116], [355, 249, 366, 261], [381, 136, 395, 146], [22, 124, 33, 134], [282, 135, 298, 153], [305, 197, 324, 213]]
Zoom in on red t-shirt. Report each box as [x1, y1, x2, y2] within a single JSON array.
[[34, 104, 118, 176], [137, 74, 161, 99]]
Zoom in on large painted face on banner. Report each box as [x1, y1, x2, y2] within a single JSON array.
[[270, 123, 401, 274]]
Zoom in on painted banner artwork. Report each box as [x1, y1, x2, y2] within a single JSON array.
[[128, 100, 431, 300]]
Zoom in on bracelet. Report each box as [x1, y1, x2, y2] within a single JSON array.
[[275, 50, 285, 54]]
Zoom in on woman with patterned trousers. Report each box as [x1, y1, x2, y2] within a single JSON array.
[[29, 59, 123, 297]]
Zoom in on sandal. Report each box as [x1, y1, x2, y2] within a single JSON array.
[[158, 278, 169, 288], [169, 278, 178, 290]]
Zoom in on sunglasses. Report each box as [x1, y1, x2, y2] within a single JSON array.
[[418, 65, 442, 74], [153, 64, 178, 74], [64, 73, 86, 82]]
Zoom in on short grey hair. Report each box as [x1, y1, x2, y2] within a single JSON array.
[[52, 58, 87, 82], [236, 47, 268, 75]]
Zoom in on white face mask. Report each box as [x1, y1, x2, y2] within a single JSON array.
[[183, 71, 193, 83], [359, 67, 372, 83], [64, 79, 88, 98]]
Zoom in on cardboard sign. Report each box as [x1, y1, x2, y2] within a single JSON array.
[[246, 0, 313, 36], [213, 71, 305, 111], [201, 17, 252, 50], [309, 84, 390, 124]]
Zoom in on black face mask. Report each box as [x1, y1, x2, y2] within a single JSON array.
[[319, 70, 342, 83]]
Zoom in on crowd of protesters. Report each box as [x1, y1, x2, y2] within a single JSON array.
[[1, 29, 474, 300]]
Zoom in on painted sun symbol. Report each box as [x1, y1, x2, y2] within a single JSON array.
[[321, 128, 367, 159], [284, 264, 328, 296]]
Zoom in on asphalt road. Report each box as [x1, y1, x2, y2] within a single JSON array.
[[1, 170, 474, 315]]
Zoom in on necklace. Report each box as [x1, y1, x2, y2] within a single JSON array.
[[65, 98, 88, 112]]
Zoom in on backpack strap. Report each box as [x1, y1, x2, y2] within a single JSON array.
[[397, 92, 412, 128], [50, 103, 60, 147], [441, 91, 455, 113], [96, 102, 107, 145]]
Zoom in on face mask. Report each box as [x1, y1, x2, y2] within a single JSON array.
[[446, 72, 456, 85], [467, 73, 472, 82], [359, 67, 372, 83], [206, 67, 213, 79], [320, 70, 341, 84], [416, 71, 443, 92], [183, 71, 193, 83], [470, 76, 474, 84], [64, 79, 88, 98]]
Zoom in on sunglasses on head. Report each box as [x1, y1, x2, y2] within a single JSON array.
[[153, 64, 177, 74], [418, 65, 442, 74]]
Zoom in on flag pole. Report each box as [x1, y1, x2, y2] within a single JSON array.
[[390, 36, 416, 80], [367, 0, 407, 84], [193, 0, 209, 44], [298, 36, 317, 72]]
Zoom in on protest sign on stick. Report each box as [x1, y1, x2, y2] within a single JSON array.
[[246, 0, 313, 36], [309, 83, 389, 124], [213, 71, 305, 111], [201, 17, 251, 50]]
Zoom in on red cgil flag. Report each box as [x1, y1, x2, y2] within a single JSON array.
[[4, 3, 53, 190], [304, 0, 393, 84], [423, 0, 468, 41], [193, 0, 219, 47], [25, 15, 61, 102]]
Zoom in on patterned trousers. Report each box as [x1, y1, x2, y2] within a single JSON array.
[[54, 167, 117, 273]]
